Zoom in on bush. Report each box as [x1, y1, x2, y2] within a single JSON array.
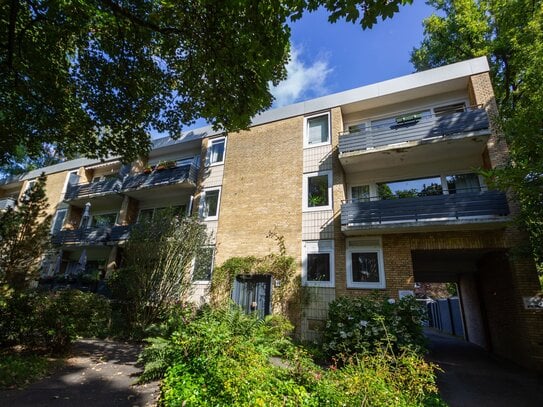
[[0, 353, 50, 388], [0, 289, 111, 353], [323, 295, 427, 357], [140, 305, 443, 406]]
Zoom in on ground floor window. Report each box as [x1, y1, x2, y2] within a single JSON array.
[[192, 247, 214, 282], [346, 237, 385, 289], [302, 240, 334, 287]]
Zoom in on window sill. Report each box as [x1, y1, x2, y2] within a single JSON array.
[[303, 281, 335, 288], [304, 141, 331, 149]]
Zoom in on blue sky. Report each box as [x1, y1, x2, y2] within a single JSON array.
[[180, 2, 436, 133], [271, 2, 436, 107]]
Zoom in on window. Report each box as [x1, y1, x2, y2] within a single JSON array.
[[346, 238, 385, 289], [51, 209, 67, 233], [305, 113, 330, 147], [371, 110, 432, 131], [138, 208, 154, 223], [89, 213, 117, 228], [351, 185, 370, 202], [199, 188, 220, 219], [192, 247, 214, 282], [207, 137, 226, 165], [302, 240, 334, 287], [446, 173, 481, 194], [23, 179, 36, 198], [176, 157, 196, 167], [377, 176, 442, 199], [303, 171, 332, 211], [138, 205, 186, 222]]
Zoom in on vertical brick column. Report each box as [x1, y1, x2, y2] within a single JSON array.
[[470, 72, 543, 369]]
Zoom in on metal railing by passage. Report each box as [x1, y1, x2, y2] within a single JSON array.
[[64, 178, 122, 201], [51, 225, 132, 245], [341, 188, 509, 226], [339, 108, 490, 154], [122, 163, 198, 191]]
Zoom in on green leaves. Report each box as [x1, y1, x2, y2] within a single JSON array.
[[2, 1, 413, 165]]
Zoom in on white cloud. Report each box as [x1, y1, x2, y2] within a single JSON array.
[[270, 45, 332, 107]]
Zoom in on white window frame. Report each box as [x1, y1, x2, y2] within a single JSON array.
[[346, 237, 386, 289], [192, 246, 215, 284], [206, 136, 227, 166], [199, 187, 221, 220], [51, 208, 68, 233], [303, 171, 333, 212], [304, 112, 331, 148], [302, 240, 335, 288]]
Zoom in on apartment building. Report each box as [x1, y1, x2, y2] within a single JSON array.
[[1, 57, 541, 369]]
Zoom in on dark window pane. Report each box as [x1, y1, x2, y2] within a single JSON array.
[[204, 190, 219, 217], [307, 115, 329, 144], [352, 252, 380, 283], [307, 253, 330, 282], [139, 209, 154, 223], [446, 173, 480, 194], [193, 248, 214, 281], [308, 175, 328, 207], [91, 213, 117, 228], [210, 139, 225, 163], [378, 176, 442, 199]]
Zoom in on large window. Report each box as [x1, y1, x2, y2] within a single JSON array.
[[138, 205, 186, 222], [351, 185, 370, 202], [346, 238, 385, 289], [207, 137, 226, 165], [200, 188, 221, 220], [302, 240, 334, 287], [377, 176, 443, 199], [89, 213, 117, 228], [51, 209, 67, 233], [446, 173, 481, 194], [192, 247, 215, 282], [305, 113, 330, 147], [303, 171, 332, 211]]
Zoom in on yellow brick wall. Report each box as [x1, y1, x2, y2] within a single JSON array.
[[215, 116, 304, 265]]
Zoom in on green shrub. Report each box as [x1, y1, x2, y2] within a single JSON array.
[[0, 353, 50, 388], [0, 290, 111, 353], [140, 305, 443, 406], [323, 295, 427, 357]]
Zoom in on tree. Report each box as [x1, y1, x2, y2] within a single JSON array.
[[1, 0, 411, 165], [0, 173, 51, 290], [411, 0, 543, 270], [109, 210, 208, 336]]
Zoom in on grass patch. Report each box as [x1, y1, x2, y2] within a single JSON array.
[[0, 352, 52, 388]]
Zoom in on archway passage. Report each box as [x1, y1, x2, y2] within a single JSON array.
[[412, 249, 520, 356]]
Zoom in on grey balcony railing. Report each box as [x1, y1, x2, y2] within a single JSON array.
[[64, 178, 123, 201], [51, 225, 132, 245], [122, 163, 198, 191], [341, 189, 509, 227], [0, 197, 16, 210], [339, 108, 490, 154]]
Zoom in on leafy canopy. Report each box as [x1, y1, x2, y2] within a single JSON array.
[[411, 0, 543, 270], [1, 0, 411, 165]]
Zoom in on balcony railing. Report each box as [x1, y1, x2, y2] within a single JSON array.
[[122, 164, 198, 191], [339, 108, 490, 154], [0, 197, 16, 210], [65, 178, 122, 201], [51, 225, 132, 245], [341, 189, 509, 227]]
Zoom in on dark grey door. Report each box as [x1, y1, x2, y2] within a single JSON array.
[[231, 274, 272, 318]]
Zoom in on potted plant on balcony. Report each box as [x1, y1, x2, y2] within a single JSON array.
[[143, 165, 153, 174], [156, 160, 176, 171]]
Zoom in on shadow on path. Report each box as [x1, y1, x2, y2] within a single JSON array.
[[426, 329, 543, 407], [0, 340, 159, 407]]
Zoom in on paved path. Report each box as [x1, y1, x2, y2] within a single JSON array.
[[426, 329, 543, 407], [0, 340, 159, 407]]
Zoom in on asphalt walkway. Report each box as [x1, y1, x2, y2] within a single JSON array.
[[0, 340, 159, 407], [426, 329, 543, 407]]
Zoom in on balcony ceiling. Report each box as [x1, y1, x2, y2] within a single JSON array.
[[67, 194, 124, 209], [339, 133, 489, 173], [122, 181, 195, 200]]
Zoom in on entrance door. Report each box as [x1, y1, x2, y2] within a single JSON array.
[[231, 274, 272, 318]]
